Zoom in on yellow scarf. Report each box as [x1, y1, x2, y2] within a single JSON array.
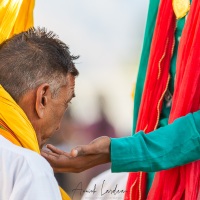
[[0, 1, 70, 198], [0, 85, 70, 199], [0, 0, 35, 43]]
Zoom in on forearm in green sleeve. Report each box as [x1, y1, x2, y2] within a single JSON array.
[[111, 110, 200, 172]]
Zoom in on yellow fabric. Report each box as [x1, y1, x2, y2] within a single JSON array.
[[0, 0, 34, 43], [0, 85, 71, 200], [0, 0, 70, 200], [0, 85, 40, 152], [0, 1, 70, 198], [172, 0, 190, 19]]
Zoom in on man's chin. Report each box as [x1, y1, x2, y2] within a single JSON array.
[[39, 132, 55, 150], [39, 143, 44, 150], [40, 140, 47, 150]]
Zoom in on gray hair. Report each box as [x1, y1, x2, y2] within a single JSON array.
[[0, 27, 79, 102]]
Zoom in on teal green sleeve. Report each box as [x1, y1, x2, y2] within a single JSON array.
[[111, 110, 200, 172]]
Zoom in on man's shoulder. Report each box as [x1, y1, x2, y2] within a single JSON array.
[[0, 137, 62, 200], [0, 136, 53, 176]]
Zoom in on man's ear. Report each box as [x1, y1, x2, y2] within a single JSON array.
[[35, 83, 52, 119]]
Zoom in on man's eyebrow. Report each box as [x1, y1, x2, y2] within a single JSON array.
[[68, 92, 75, 103]]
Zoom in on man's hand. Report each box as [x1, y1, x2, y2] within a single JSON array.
[[41, 136, 111, 173]]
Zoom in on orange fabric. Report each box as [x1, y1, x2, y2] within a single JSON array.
[[0, 128, 21, 147]]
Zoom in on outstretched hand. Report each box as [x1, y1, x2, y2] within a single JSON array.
[[41, 136, 111, 173]]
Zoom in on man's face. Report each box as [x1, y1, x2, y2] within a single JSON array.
[[37, 74, 75, 148]]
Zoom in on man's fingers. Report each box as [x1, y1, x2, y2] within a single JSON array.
[[46, 144, 63, 154], [46, 144, 70, 157], [41, 150, 59, 158], [71, 136, 110, 157], [70, 145, 93, 157], [41, 150, 71, 166], [71, 148, 78, 157]]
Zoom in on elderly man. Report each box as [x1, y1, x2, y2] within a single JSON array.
[[42, 0, 200, 199], [0, 27, 78, 200]]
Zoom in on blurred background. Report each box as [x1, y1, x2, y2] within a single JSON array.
[[34, 0, 149, 199]]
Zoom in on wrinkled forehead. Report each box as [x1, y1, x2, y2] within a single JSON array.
[[65, 73, 76, 98], [66, 73, 75, 86]]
